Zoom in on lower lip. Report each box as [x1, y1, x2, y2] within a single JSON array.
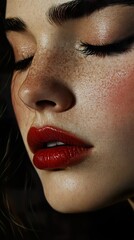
[[33, 145, 92, 170]]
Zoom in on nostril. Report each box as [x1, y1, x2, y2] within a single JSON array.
[[36, 100, 56, 108], [19, 80, 75, 112]]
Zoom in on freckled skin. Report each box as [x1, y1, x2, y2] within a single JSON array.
[[6, 0, 134, 212]]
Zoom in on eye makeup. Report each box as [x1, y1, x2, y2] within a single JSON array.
[[78, 34, 134, 57], [13, 33, 134, 72], [10, 5, 134, 71]]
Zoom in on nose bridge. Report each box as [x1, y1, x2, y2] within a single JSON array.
[[18, 50, 75, 112], [21, 47, 66, 88]]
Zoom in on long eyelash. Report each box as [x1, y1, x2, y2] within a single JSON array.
[[13, 35, 134, 71], [79, 35, 134, 57], [14, 56, 33, 71]]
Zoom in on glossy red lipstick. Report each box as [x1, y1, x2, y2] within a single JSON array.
[[27, 126, 93, 170]]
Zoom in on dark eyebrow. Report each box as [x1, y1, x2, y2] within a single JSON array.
[[3, 17, 27, 32], [48, 0, 134, 25], [3, 0, 134, 32]]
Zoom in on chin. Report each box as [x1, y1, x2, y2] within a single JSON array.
[[42, 185, 119, 214], [35, 164, 132, 214], [42, 178, 133, 213]]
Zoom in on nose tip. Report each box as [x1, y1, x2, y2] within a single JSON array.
[[18, 80, 75, 113]]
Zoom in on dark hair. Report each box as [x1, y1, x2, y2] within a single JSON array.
[[0, 1, 49, 238], [0, 0, 6, 17], [0, 1, 134, 239]]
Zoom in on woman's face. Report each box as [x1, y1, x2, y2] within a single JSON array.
[[6, 0, 134, 213]]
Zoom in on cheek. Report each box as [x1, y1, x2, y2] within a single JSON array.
[[95, 67, 134, 153], [107, 69, 134, 125], [73, 63, 134, 148]]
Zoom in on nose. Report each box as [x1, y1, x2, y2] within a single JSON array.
[[18, 73, 75, 113]]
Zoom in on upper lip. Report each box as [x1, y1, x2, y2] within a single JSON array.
[[27, 125, 92, 153]]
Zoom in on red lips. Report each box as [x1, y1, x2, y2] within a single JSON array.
[[27, 126, 93, 170]]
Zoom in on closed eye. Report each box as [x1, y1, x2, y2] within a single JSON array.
[[14, 56, 33, 71], [79, 35, 134, 57]]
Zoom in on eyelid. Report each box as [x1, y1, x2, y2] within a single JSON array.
[[14, 55, 33, 71], [79, 34, 134, 56], [84, 34, 134, 49]]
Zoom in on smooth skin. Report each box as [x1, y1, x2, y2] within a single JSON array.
[[6, 0, 134, 213]]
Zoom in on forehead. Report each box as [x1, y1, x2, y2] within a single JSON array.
[[5, 0, 134, 34], [6, 0, 69, 16], [6, 0, 132, 17]]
